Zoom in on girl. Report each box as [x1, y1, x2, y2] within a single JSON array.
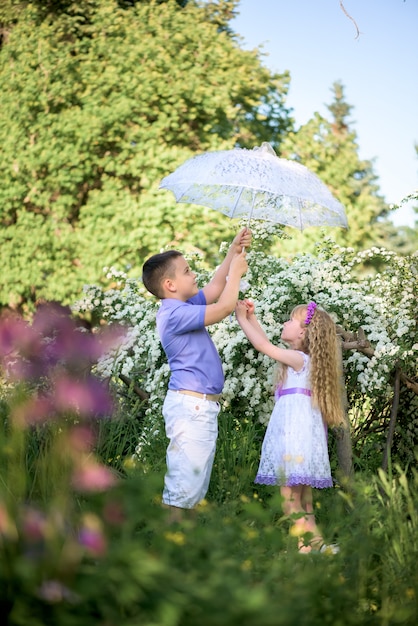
[[235, 299, 345, 553]]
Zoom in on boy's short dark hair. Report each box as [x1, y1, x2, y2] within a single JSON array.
[[142, 250, 182, 299]]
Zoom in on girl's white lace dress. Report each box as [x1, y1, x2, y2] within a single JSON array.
[[255, 352, 333, 488]]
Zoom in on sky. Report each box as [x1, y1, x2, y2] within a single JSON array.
[[231, 0, 418, 227]]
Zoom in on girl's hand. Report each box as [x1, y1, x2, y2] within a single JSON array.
[[242, 298, 255, 316], [235, 300, 248, 321]]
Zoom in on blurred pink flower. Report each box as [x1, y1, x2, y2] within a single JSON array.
[[0, 316, 35, 359], [103, 500, 126, 526], [12, 395, 55, 427], [78, 514, 107, 557], [0, 316, 44, 381], [37, 579, 79, 604], [21, 507, 48, 542], [72, 459, 118, 493], [68, 425, 96, 453], [54, 375, 113, 418]]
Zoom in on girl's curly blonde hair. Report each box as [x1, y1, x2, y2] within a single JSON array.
[[277, 304, 345, 427]]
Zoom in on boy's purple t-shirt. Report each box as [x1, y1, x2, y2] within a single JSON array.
[[156, 291, 224, 395]]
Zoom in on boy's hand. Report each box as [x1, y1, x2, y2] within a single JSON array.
[[232, 227, 252, 252], [230, 250, 248, 277]]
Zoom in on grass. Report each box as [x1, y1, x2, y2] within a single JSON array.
[[1, 400, 418, 625]]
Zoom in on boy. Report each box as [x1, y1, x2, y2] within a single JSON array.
[[142, 228, 251, 513]]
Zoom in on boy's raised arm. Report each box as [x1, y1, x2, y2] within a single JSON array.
[[203, 228, 251, 304], [204, 250, 248, 326]]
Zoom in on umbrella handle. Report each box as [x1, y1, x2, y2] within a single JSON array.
[[239, 192, 254, 251], [241, 194, 255, 251], [247, 191, 255, 230]]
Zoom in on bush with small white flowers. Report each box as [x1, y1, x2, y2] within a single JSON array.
[[73, 228, 418, 472]]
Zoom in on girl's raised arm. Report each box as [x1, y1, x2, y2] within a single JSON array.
[[235, 301, 304, 371]]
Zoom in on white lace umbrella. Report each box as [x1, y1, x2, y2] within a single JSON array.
[[160, 142, 348, 231]]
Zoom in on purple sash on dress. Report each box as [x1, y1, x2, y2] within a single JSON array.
[[275, 387, 312, 401]]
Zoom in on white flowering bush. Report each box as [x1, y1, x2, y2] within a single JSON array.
[[73, 231, 418, 469]]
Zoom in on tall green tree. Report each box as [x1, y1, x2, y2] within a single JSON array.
[[0, 0, 292, 310], [277, 81, 393, 255]]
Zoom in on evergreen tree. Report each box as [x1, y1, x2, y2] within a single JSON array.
[[277, 81, 394, 255]]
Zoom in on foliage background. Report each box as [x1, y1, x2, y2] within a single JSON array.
[[0, 1, 417, 623], [0, 300, 417, 625], [0, 0, 416, 312]]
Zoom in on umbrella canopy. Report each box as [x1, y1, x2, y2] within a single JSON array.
[[160, 142, 348, 231]]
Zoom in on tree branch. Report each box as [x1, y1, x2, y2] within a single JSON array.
[[119, 373, 149, 401], [400, 372, 418, 395], [336, 325, 375, 357], [339, 1, 361, 39], [337, 325, 417, 396], [382, 368, 401, 471]]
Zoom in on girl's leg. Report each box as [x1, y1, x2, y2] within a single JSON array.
[[281, 485, 303, 516], [281, 485, 323, 552], [300, 485, 323, 549], [281, 485, 308, 551]]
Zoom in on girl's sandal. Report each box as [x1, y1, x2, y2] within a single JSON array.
[[319, 543, 340, 554]]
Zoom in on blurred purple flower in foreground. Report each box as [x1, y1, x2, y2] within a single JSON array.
[[0, 302, 125, 422], [37, 579, 79, 604], [0, 302, 127, 603], [54, 375, 114, 418], [21, 507, 49, 542], [78, 513, 107, 556]]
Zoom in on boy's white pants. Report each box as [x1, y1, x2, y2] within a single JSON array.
[[162, 390, 220, 509]]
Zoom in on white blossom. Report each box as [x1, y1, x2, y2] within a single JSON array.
[[73, 239, 417, 445]]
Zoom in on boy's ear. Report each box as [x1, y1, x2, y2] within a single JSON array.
[[162, 277, 176, 295]]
